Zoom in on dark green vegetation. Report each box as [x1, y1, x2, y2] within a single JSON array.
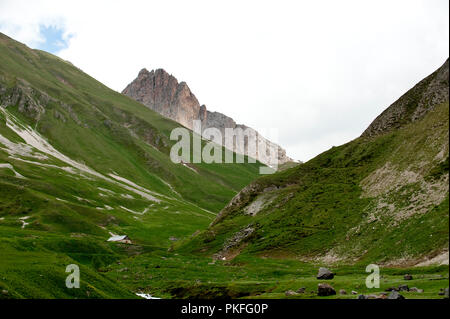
[[0, 32, 448, 299]]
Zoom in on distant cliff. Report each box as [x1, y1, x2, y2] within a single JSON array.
[[122, 68, 293, 166]]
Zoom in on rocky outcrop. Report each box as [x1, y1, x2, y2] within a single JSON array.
[[362, 59, 449, 138], [122, 68, 293, 166]]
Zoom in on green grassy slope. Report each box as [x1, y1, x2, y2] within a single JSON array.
[[181, 64, 449, 266], [0, 32, 263, 298], [0, 32, 262, 212]]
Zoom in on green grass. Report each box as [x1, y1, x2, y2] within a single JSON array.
[[183, 102, 449, 264], [101, 250, 449, 299]]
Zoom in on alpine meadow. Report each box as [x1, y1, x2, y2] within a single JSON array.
[[0, 12, 449, 302]]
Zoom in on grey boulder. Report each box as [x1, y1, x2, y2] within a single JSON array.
[[317, 267, 335, 280]]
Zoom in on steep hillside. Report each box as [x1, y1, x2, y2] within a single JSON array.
[[183, 59, 449, 266], [0, 32, 262, 297], [123, 68, 293, 166], [362, 59, 449, 137]]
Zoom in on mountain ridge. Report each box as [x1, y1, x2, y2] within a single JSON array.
[[362, 58, 449, 138], [181, 58, 449, 266], [122, 68, 293, 166]]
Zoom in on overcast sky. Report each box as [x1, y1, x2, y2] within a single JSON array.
[[0, 0, 448, 161]]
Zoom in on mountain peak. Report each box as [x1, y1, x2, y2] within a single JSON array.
[[362, 58, 449, 138], [138, 68, 150, 76], [122, 68, 293, 166]]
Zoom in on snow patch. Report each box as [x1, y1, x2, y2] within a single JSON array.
[[136, 293, 160, 299], [121, 194, 134, 199], [0, 163, 25, 178], [109, 173, 161, 202], [120, 206, 150, 215], [19, 216, 30, 229]]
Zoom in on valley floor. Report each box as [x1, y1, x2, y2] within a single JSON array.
[[104, 250, 449, 300], [1, 222, 448, 299]]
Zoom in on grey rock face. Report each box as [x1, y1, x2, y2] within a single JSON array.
[[317, 267, 335, 280], [123, 68, 293, 166], [362, 59, 449, 138]]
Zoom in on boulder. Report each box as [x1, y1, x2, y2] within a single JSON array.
[[339, 289, 347, 295], [388, 291, 405, 300], [296, 287, 306, 294], [317, 267, 335, 280], [318, 283, 336, 296], [404, 274, 413, 280], [439, 287, 449, 298], [398, 284, 409, 292], [409, 287, 423, 293], [357, 294, 366, 299], [351, 290, 358, 295], [285, 290, 298, 296]]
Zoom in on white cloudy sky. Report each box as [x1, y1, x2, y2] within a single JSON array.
[[0, 0, 448, 161]]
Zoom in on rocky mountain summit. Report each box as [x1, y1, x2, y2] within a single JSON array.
[[362, 59, 449, 138], [122, 68, 293, 166]]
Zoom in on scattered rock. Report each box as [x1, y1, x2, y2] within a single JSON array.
[[439, 287, 449, 298], [118, 267, 129, 272], [398, 284, 409, 292], [285, 290, 298, 296], [351, 290, 358, 295], [404, 274, 413, 280], [317, 267, 335, 280], [388, 291, 405, 300], [409, 287, 424, 293], [376, 294, 388, 299], [318, 283, 336, 296], [1, 289, 8, 296], [339, 289, 347, 295], [385, 287, 399, 292], [357, 294, 366, 299], [367, 294, 378, 299], [296, 287, 306, 294]]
